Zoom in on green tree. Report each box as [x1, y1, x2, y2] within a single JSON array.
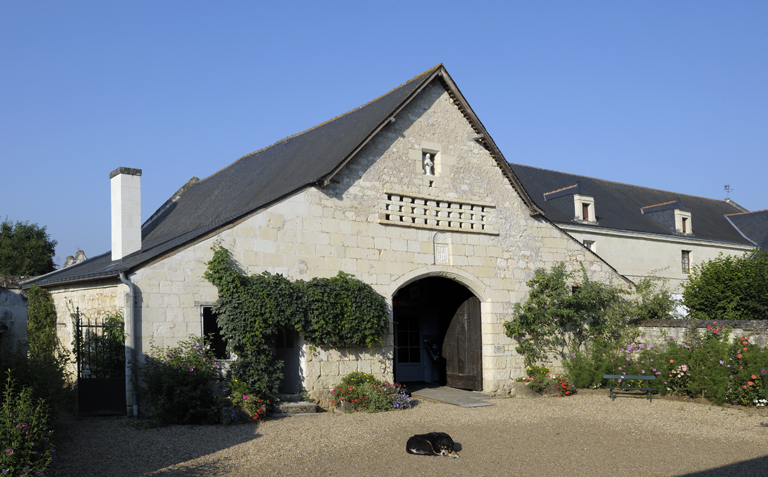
[[503, 264, 679, 367], [26, 285, 58, 357], [682, 251, 768, 320], [503, 263, 630, 366], [0, 219, 57, 276]]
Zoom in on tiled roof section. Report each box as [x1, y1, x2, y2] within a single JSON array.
[[27, 65, 544, 288], [640, 199, 689, 214], [725, 209, 768, 250], [510, 163, 754, 245]]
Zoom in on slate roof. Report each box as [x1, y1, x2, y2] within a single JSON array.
[[26, 65, 540, 288], [726, 210, 768, 250], [511, 163, 756, 246]]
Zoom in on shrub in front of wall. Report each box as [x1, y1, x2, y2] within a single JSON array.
[[2, 347, 75, 420], [329, 374, 411, 412], [219, 378, 269, 425], [579, 323, 768, 407], [134, 337, 221, 425], [0, 371, 55, 477], [563, 337, 622, 389]]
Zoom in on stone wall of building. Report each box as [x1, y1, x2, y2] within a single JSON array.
[[123, 80, 629, 395], [561, 226, 752, 293], [47, 279, 122, 360], [0, 276, 31, 358]]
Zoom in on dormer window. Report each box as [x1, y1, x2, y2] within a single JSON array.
[[675, 209, 692, 235], [542, 182, 596, 224], [641, 199, 692, 235], [574, 194, 596, 223]]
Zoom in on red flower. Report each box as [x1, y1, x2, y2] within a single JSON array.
[[670, 360, 674, 363], [713, 330, 719, 334], [752, 375, 757, 379], [743, 348, 748, 351], [748, 381, 754, 386], [743, 385, 747, 389], [737, 354, 743, 359]]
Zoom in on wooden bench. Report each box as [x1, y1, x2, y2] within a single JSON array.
[[603, 375, 657, 402]]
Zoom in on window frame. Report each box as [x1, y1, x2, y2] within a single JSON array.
[[681, 250, 691, 273]]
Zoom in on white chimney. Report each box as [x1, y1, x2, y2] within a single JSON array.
[[110, 167, 142, 261]]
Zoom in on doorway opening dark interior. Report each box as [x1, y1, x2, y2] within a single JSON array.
[[393, 277, 482, 391]]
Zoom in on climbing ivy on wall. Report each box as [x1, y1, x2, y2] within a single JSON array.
[[204, 244, 389, 392]]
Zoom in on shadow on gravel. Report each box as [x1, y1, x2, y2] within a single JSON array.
[[52, 415, 263, 477], [680, 454, 768, 477]]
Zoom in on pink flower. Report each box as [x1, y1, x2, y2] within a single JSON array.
[[713, 329, 719, 334]]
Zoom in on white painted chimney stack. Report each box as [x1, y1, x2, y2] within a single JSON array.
[[110, 167, 142, 261]]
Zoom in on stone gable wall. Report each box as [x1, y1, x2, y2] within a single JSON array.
[[71, 80, 629, 395]]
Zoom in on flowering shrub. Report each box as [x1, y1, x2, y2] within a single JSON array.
[[220, 378, 268, 424], [134, 336, 221, 425], [555, 376, 575, 397], [515, 365, 575, 397], [340, 372, 382, 388], [0, 371, 55, 477], [329, 373, 411, 412], [572, 322, 768, 407], [515, 365, 551, 392]]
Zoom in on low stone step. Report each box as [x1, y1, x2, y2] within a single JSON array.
[[277, 402, 317, 414], [272, 393, 303, 403]]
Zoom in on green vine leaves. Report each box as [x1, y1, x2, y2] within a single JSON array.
[[204, 244, 389, 392]]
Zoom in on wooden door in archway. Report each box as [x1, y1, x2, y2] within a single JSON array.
[[443, 296, 482, 391]]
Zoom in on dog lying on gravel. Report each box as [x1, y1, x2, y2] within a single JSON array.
[[406, 432, 459, 458]]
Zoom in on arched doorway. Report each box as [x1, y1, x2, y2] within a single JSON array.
[[392, 277, 482, 391]]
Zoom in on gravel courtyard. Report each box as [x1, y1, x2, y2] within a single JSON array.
[[54, 392, 768, 476]]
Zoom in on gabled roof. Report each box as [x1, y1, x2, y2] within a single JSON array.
[[511, 163, 755, 246], [27, 65, 541, 288], [726, 209, 768, 250]]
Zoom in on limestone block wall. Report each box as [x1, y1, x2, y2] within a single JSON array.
[[639, 320, 768, 348], [561, 226, 752, 293], [125, 80, 630, 395], [47, 280, 122, 360]]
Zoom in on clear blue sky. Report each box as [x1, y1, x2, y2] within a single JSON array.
[[2, 1, 766, 266]]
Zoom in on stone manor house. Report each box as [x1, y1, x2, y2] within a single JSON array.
[[24, 65, 759, 413]]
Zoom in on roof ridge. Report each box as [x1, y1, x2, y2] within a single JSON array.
[[510, 163, 733, 204], [641, 199, 679, 209], [725, 208, 768, 216], [543, 183, 578, 196], [197, 64, 442, 185]]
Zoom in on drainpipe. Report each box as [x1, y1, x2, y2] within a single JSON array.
[[119, 272, 138, 417]]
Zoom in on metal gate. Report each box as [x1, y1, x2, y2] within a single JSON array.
[[75, 308, 126, 416]]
